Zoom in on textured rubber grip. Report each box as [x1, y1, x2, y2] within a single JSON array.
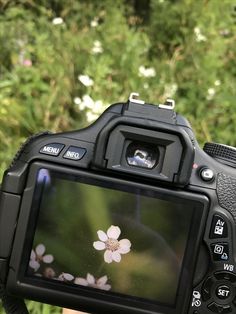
[[204, 142, 236, 168], [217, 173, 236, 221], [9, 131, 51, 169]]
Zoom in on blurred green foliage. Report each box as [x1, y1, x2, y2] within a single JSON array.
[[0, 0, 236, 312]]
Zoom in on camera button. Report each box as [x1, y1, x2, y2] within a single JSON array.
[[202, 277, 214, 301], [211, 243, 229, 261], [208, 302, 232, 313], [215, 284, 232, 300], [39, 143, 64, 156], [63, 146, 86, 161], [214, 272, 236, 283], [210, 215, 228, 239], [200, 167, 215, 182]]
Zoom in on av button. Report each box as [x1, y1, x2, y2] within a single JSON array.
[[210, 215, 228, 239], [63, 146, 86, 161], [40, 143, 64, 156], [216, 285, 231, 300]]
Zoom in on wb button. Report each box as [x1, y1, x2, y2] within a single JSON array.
[[63, 146, 86, 161]]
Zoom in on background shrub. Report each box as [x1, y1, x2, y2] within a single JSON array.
[[0, 0, 236, 312]]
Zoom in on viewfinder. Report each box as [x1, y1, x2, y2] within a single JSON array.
[[126, 142, 159, 169]]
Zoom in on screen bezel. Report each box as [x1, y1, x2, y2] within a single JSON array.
[[6, 161, 209, 314]]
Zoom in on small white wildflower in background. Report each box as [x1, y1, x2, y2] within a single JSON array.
[[90, 18, 99, 27], [52, 17, 64, 25], [75, 273, 111, 291], [143, 83, 149, 89], [78, 75, 94, 87], [164, 83, 178, 98], [214, 80, 221, 86], [76, 95, 108, 122], [138, 66, 156, 78], [29, 244, 54, 272], [79, 95, 94, 110], [194, 27, 207, 42], [86, 111, 99, 123], [58, 273, 74, 282], [91, 41, 103, 54], [206, 87, 216, 100], [93, 225, 131, 263], [220, 29, 230, 37], [73, 97, 82, 105], [93, 99, 104, 113]]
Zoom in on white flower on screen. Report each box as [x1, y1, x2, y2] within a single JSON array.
[[29, 244, 54, 272], [78, 75, 94, 87], [138, 66, 156, 78], [58, 273, 74, 282], [91, 40, 103, 54], [93, 225, 131, 263], [75, 273, 111, 291], [52, 17, 64, 25]]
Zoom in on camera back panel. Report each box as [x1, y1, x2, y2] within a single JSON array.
[[1, 97, 236, 314]]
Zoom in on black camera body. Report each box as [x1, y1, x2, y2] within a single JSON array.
[[1, 94, 236, 314]]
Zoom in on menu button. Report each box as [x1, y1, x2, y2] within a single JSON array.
[[40, 143, 64, 156]]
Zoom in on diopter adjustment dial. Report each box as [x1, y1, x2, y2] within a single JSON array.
[[203, 142, 236, 168]]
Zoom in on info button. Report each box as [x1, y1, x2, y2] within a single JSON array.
[[63, 146, 86, 161]]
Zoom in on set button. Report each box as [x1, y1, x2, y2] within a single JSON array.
[[215, 284, 232, 300], [210, 215, 228, 239]]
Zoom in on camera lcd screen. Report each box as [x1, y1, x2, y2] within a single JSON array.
[[27, 168, 197, 307]]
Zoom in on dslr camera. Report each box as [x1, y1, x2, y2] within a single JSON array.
[[1, 93, 236, 314]]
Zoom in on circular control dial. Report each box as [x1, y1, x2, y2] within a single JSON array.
[[203, 143, 236, 168]]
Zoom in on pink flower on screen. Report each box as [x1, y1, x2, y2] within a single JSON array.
[[93, 225, 131, 263], [75, 273, 111, 291], [29, 244, 54, 271]]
